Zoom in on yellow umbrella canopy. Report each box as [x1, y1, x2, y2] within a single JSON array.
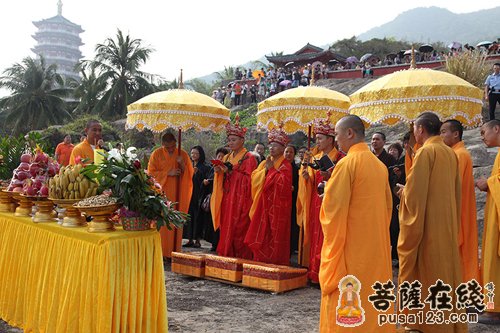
[[257, 86, 351, 134], [349, 68, 483, 128], [126, 89, 230, 133]]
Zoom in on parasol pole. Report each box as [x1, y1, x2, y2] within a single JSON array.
[[307, 68, 315, 150], [307, 125, 312, 149], [175, 69, 184, 252], [176, 127, 182, 211], [410, 45, 416, 70]]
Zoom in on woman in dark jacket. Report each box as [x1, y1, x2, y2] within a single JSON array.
[[202, 147, 229, 251], [183, 146, 211, 248]]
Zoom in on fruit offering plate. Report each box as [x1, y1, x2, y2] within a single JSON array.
[[74, 203, 121, 233], [20, 194, 50, 201], [49, 198, 85, 227]]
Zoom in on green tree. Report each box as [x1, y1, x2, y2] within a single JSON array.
[[186, 78, 213, 96], [215, 66, 236, 81], [0, 56, 72, 135], [330, 36, 413, 60], [155, 78, 179, 91], [72, 64, 107, 115], [85, 29, 156, 119]]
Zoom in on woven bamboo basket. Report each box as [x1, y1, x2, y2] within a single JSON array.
[[204, 254, 257, 282], [242, 263, 308, 293], [171, 252, 206, 278]]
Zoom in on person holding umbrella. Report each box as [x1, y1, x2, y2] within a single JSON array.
[[148, 132, 194, 258]]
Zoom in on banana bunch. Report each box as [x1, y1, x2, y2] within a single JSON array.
[[48, 164, 98, 200]]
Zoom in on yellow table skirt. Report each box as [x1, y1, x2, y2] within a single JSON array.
[[0, 212, 168, 333]]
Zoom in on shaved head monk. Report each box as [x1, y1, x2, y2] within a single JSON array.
[[319, 115, 394, 333], [440, 120, 479, 284], [297, 115, 344, 281], [148, 132, 194, 258], [69, 119, 102, 165], [476, 119, 500, 324], [398, 112, 466, 333]]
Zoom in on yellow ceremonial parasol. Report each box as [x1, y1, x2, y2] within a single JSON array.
[[126, 74, 230, 133], [257, 86, 350, 133], [349, 53, 483, 128], [257, 85, 350, 146]]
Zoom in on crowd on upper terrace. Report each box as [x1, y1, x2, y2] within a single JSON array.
[[212, 40, 500, 107]]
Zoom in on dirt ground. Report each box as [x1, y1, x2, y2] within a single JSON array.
[[1, 241, 499, 333]]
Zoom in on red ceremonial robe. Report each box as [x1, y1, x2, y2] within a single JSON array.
[[245, 156, 293, 265], [214, 149, 257, 259]]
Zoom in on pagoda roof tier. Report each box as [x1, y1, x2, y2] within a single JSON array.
[[266, 49, 346, 67], [33, 15, 84, 33], [32, 31, 83, 46], [32, 56, 80, 66], [32, 44, 83, 56]]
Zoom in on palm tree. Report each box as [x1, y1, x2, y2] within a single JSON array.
[[72, 64, 107, 115], [85, 29, 155, 119], [0, 56, 72, 135], [214, 66, 236, 81]]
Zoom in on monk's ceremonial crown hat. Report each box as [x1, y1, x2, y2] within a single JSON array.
[[225, 113, 247, 138], [313, 115, 335, 137], [268, 127, 290, 146]]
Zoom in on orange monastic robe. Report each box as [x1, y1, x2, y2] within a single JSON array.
[[147, 147, 194, 258], [297, 148, 340, 282], [399, 136, 466, 333], [245, 156, 292, 265], [319, 142, 394, 333], [482, 150, 500, 312], [69, 139, 94, 165], [452, 141, 480, 283]]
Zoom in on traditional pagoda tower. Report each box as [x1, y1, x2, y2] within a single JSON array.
[[32, 0, 83, 81]]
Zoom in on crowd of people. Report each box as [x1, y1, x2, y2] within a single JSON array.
[[61, 108, 500, 332], [212, 64, 327, 107]]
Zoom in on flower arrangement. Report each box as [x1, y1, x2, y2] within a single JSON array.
[[81, 146, 187, 230]]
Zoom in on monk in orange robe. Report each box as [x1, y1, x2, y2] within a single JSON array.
[[297, 117, 344, 282], [245, 128, 293, 265], [147, 132, 194, 258], [398, 113, 466, 333], [211, 116, 257, 259], [476, 119, 500, 324], [441, 120, 479, 283], [69, 119, 102, 165], [319, 115, 394, 333]]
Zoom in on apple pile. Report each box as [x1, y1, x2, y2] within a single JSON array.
[[7, 150, 60, 197]]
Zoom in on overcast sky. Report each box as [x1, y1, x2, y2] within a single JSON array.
[[0, 0, 498, 82]]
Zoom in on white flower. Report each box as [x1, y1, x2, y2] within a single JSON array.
[[108, 148, 123, 162], [126, 147, 137, 160]]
